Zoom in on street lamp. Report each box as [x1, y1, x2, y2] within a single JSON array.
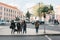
[[38, 2, 46, 34]]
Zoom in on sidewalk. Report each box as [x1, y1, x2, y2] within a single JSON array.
[[0, 27, 60, 35]]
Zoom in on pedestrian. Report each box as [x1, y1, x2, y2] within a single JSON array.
[[22, 20, 27, 34], [10, 20, 15, 34], [35, 21, 39, 33], [17, 21, 22, 34], [20, 20, 23, 33]]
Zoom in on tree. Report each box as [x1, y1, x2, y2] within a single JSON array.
[[37, 7, 43, 17], [47, 5, 53, 14], [15, 17, 20, 21], [50, 5, 53, 11], [26, 11, 31, 19], [42, 6, 49, 18]]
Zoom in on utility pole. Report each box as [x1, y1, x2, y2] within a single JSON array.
[[38, 2, 41, 21]]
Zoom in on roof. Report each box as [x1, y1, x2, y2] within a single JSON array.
[[0, 2, 18, 10]]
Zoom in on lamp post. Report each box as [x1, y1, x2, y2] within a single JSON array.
[[44, 13, 46, 34], [38, 2, 41, 21]]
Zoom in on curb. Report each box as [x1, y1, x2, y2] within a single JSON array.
[[0, 34, 44, 37], [0, 34, 60, 37], [45, 34, 60, 36]]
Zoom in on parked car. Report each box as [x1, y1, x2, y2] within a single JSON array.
[[0, 20, 6, 25], [31, 20, 45, 25], [25, 20, 30, 23], [39, 21, 45, 24], [31, 21, 36, 24]]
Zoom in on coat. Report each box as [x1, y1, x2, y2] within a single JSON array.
[[35, 22, 39, 28], [17, 22, 21, 30], [10, 22, 15, 29]]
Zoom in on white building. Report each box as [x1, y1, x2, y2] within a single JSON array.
[[0, 2, 24, 21]]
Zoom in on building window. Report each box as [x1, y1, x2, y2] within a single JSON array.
[[0, 6, 2, 10], [4, 8, 6, 11], [11, 10, 12, 13], [6, 8, 8, 12], [13, 10, 14, 13], [9, 9, 10, 12], [15, 11, 16, 13]]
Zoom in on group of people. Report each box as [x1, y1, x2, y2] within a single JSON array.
[[10, 20, 27, 34], [10, 20, 40, 34]]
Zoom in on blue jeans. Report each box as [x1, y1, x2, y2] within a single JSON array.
[[36, 27, 38, 33]]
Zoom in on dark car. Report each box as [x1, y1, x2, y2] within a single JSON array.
[[31, 21, 45, 25], [25, 20, 30, 23], [39, 21, 45, 24], [31, 21, 35, 24]]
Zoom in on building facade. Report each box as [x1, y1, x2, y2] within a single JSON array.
[[55, 5, 60, 21], [29, 3, 54, 22], [0, 2, 23, 21]]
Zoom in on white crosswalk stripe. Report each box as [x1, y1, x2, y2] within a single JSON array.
[[45, 35, 52, 40]]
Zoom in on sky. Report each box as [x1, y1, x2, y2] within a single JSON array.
[[0, 0, 60, 13]]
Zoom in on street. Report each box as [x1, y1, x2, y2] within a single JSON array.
[[27, 23, 60, 32], [1, 23, 60, 32], [0, 35, 48, 40], [0, 35, 60, 40], [0, 23, 60, 33], [0, 23, 60, 40]]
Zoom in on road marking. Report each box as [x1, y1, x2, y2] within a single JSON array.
[[45, 35, 52, 40], [49, 24, 54, 26]]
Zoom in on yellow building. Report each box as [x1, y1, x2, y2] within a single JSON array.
[[29, 3, 44, 17], [0, 2, 23, 21], [29, 3, 55, 22]]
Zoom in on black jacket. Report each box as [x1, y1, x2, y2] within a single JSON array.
[[17, 22, 21, 29], [10, 22, 15, 29]]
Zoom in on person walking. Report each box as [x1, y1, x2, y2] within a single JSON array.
[[22, 20, 27, 34], [10, 20, 15, 34], [17, 21, 22, 34], [35, 21, 39, 33]]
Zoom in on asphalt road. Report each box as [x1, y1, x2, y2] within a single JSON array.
[[0, 36, 48, 40], [27, 23, 60, 32], [0, 23, 60, 40], [49, 36, 60, 40], [0, 23, 60, 32], [0, 35, 60, 40]]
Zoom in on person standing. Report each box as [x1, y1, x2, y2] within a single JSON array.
[[35, 21, 39, 33], [22, 20, 27, 34], [17, 21, 21, 34], [10, 20, 15, 34]]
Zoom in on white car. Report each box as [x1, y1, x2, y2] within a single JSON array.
[[0, 20, 6, 25]]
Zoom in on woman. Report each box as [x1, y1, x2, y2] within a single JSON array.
[[22, 20, 27, 34], [35, 21, 39, 33], [10, 20, 15, 34], [17, 21, 21, 34]]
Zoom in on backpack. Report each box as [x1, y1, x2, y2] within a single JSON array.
[[35, 22, 39, 27]]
